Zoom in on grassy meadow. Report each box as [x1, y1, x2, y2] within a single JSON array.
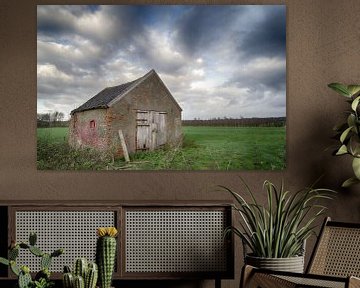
[[37, 126, 285, 170]]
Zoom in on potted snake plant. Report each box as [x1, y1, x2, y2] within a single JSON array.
[[221, 178, 334, 273], [328, 83, 360, 187]]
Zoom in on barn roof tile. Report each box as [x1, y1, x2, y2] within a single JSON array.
[[70, 79, 138, 114], [71, 69, 182, 114]]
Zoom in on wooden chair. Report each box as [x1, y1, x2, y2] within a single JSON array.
[[241, 217, 360, 288]]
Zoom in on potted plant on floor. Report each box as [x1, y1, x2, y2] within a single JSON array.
[[221, 179, 334, 273], [328, 82, 360, 187]]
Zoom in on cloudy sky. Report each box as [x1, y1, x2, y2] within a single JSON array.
[[37, 5, 286, 120]]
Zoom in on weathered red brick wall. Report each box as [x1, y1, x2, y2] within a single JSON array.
[[69, 72, 182, 156], [68, 109, 109, 151], [109, 72, 182, 155]]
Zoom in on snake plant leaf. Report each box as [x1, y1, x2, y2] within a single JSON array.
[[342, 177, 360, 188], [336, 144, 348, 155], [351, 96, 360, 111], [340, 126, 353, 143], [222, 179, 335, 258], [347, 85, 360, 97], [328, 83, 351, 97], [352, 157, 360, 179]]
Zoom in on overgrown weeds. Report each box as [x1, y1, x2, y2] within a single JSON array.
[[37, 136, 112, 170]]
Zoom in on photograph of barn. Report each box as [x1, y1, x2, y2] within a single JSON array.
[[69, 69, 182, 157], [37, 5, 286, 170]]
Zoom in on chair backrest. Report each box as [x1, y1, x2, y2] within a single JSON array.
[[307, 217, 360, 277]]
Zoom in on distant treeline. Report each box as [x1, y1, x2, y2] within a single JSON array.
[[37, 120, 69, 128], [37, 111, 69, 128], [182, 117, 286, 127]]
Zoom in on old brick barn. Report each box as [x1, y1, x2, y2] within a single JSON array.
[[68, 69, 182, 157]]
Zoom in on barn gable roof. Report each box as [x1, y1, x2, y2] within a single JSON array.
[[71, 69, 182, 114]]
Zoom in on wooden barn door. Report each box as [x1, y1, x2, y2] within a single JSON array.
[[136, 110, 167, 151], [136, 111, 150, 151]]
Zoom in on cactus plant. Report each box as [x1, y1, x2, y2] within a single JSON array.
[[19, 268, 32, 288], [0, 232, 63, 288], [96, 227, 118, 288], [63, 272, 74, 288], [29, 232, 37, 246], [41, 253, 52, 270], [74, 275, 85, 288], [85, 262, 98, 288], [74, 258, 88, 279], [63, 259, 98, 288]]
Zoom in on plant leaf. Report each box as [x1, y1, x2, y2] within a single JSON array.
[[340, 126, 353, 143], [352, 157, 360, 179], [347, 85, 360, 97], [336, 145, 348, 155], [347, 114, 356, 129], [342, 177, 360, 188], [328, 83, 351, 97], [0, 257, 9, 266], [351, 96, 360, 111]]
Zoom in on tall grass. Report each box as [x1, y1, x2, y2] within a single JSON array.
[[37, 126, 286, 170], [37, 131, 112, 170]]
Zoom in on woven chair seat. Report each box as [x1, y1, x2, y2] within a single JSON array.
[[241, 218, 360, 288]]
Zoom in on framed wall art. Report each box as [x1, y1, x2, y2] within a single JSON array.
[[37, 5, 286, 171]]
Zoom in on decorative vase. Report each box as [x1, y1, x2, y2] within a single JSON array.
[[245, 254, 304, 273]]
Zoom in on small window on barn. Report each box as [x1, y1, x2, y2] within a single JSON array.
[[90, 120, 96, 128]]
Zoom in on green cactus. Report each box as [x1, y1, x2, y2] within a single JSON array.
[[29, 245, 44, 257], [74, 258, 88, 279], [10, 260, 20, 276], [0, 232, 63, 288], [85, 262, 98, 288], [19, 243, 30, 249], [29, 232, 37, 246], [63, 271, 74, 288], [18, 269, 32, 288], [73, 275, 85, 288], [9, 246, 19, 260], [96, 232, 117, 288], [41, 253, 52, 270], [51, 248, 64, 258], [63, 265, 72, 273], [64, 259, 98, 288]]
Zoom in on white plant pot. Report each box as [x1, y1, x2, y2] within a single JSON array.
[[245, 254, 305, 273]]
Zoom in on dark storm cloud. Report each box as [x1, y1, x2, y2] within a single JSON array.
[[174, 6, 246, 56], [37, 6, 92, 36], [225, 60, 286, 93], [37, 5, 286, 119], [237, 6, 286, 59]]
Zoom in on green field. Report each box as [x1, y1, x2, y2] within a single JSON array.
[[37, 126, 285, 170], [37, 127, 69, 143]]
